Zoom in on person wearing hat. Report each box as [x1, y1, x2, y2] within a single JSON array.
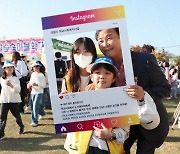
[[67, 56, 129, 154], [27, 61, 46, 127], [95, 28, 170, 154], [0, 61, 24, 140]]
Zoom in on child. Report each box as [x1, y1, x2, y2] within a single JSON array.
[[27, 61, 46, 127], [67, 57, 129, 154], [0, 61, 24, 141]]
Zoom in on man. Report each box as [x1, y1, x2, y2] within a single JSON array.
[[95, 28, 170, 154], [54, 52, 67, 92]]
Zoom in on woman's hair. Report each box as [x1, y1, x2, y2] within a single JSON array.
[[91, 63, 117, 87], [2, 67, 16, 79], [12, 52, 21, 65], [0, 53, 3, 58], [0, 53, 4, 65], [69, 37, 97, 92]]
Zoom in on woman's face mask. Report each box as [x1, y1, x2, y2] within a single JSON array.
[[74, 54, 93, 68]]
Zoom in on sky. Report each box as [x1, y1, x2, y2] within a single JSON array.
[[0, 0, 179, 56]]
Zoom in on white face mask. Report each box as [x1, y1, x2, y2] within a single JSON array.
[[74, 54, 93, 68]]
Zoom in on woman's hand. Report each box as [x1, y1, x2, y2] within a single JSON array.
[[126, 85, 144, 101], [6, 80, 14, 88], [85, 83, 95, 91], [93, 123, 112, 140], [32, 82, 38, 86], [60, 90, 68, 94]]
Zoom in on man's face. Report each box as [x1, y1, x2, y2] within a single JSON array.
[[97, 29, 122, 61]]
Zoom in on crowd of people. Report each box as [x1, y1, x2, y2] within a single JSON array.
[[131, 44, 180, 98], [0, 28, 179, 154], [0, 52, 52, 140]]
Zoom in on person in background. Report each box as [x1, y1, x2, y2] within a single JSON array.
[[0, 53, 4, 93], [12, 52, 28, 113], [0, 53, 4, 76], [42, 71, 51, 110], [27, 61, 46, 127], [0, 61, 24, 141], [54, 52, 67, 93], [20, 52, 31, 109], [142, 44, 165, 73], [170, 68, 178, 98], [142, 44, 155, 55], [95, 28, 170, 154]]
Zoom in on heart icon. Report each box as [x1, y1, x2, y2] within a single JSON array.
[[59, 96, 63, 99], [111, 119, 117, 126]]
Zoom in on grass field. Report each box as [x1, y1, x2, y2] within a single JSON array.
[[0, 98, 179, 154]]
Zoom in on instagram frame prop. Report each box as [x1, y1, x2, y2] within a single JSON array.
[[42, 5, 139, 133]]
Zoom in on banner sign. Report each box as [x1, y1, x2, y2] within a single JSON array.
[[52, 38, 72, 52], [0, 38, 44, 54], [42, 5, 139, 134]]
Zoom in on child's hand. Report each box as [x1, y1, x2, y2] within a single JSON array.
[[93, 123, 112, 140]]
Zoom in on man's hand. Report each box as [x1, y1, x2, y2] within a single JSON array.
[[126, 85, 144, 101], [93, 123, 112, 140]]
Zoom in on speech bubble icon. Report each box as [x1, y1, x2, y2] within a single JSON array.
[[111, 119, 117, 126]]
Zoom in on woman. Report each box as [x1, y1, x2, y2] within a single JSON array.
[[0, 61, 24, 140], [12, 52, 28, 113], [62, 37, 97, 152], [61, 37, 97, 92], [27, 61, 46, 127]]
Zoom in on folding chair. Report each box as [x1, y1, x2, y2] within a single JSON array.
[[171, 101, 180, 129]]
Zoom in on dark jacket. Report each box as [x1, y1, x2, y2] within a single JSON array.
[[54, 59, 66, 78], [125, 52, 170, 148]]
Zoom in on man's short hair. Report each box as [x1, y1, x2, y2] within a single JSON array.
[[95, 28, 120, 40], [55, 52, 61, 58], [142, 44, 155, 54]]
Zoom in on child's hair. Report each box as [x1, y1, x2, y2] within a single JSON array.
[[2, 67, 16, 79], [69, 37, 97, 92], [91, 63, 116, 87]]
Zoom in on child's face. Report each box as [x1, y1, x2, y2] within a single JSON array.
[[5, 66, 14, 75], [90, 66, 115, 89]]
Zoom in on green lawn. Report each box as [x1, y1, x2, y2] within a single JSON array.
[[0, 98, 179, 154]]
